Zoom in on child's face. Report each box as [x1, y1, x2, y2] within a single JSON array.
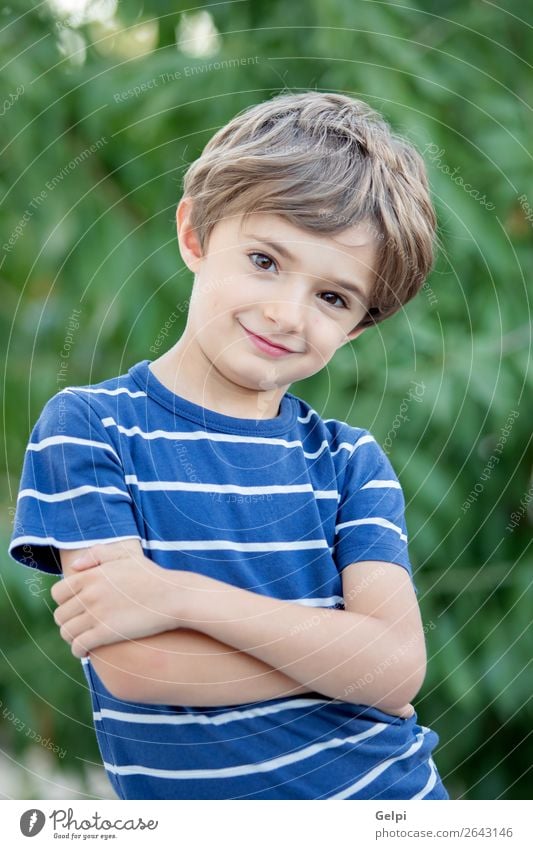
[[176, 199, 377, 414]]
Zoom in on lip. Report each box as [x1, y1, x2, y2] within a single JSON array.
[[240, 324, 298, 357]]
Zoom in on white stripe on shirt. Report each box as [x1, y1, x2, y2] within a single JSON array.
[[331, 434, 376, 457], [26, 435, 120, 459], [93, 697, 335, 726], [63, 387, 147, 398], [141, 538, 331, 552], [294, 594, 344, 607], [411, 756, 439, 799], [328, 728, 431, 799], [124, 475, 338, 499], [297, 408, 320, 424], [101, 418, 375, 460], [361, 480, 402, 490], [10, 534, 140, 550], [101, 418, 302, 447], [17, 485, 131, 503], [335, 517, 408, 543], [102, 723, 390, 780]]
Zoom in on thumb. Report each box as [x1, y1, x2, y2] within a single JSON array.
[[71, 545, 106, 570]]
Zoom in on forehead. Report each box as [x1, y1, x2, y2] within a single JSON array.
[[233, 212, 376, 252]]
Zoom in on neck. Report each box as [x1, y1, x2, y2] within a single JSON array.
[[149, 337, 287, 420]]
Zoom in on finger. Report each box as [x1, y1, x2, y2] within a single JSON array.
[[59, 612, 91, 645], [70, 631, 92, 658], [71, 547, 104, 570], [72, 630, 101, 658], [51, 577, 77, 605], [53, 596, 86, 627], [69, 559, 98, 571], [73, 541, 138, 568]]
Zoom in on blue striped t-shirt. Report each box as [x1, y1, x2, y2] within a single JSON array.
[[9, 359, 448, 800]]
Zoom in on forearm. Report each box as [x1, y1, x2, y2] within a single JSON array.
[[58, 547, 421, 709], [89, 629, 316, 706], [184, 576, 425, 709]]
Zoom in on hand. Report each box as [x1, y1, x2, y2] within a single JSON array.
[[51, 545, 197, 658]]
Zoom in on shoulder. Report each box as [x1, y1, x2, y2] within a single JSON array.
[[59, 363, 146, 404], [36, 363, 147, 433], [288, 392, 360, 437], [288, 394, 401, 489], [288, 392, 381, 457]]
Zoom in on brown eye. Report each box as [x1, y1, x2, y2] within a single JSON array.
[[249, 252, 276, 272], [321, 292, 348, 308]]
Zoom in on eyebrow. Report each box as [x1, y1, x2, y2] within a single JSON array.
[[242, 234, 369, 305]]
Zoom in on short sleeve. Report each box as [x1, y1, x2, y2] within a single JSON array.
[[333, 430, 418, 592], [8, 389, 141, 575]]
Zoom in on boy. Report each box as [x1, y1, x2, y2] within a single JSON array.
[[9, 91, 449, 800]]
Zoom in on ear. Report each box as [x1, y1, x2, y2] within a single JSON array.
[[176, 196, 203, 273]]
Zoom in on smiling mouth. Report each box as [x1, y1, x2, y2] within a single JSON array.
[[240, 323, 300, 355]]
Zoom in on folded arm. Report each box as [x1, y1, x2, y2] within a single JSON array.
[[58, 542, 314, 706], [90, 629, 315, 706], [180, 559, 426, 712], [55, 543, 423, 716]]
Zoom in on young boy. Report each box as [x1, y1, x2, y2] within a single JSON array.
[[9, 91, 449, 800]]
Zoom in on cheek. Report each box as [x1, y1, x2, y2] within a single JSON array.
[[310, 317, 342, 349]]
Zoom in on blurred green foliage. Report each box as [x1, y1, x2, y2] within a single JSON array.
[[1, 0, 531, 800]]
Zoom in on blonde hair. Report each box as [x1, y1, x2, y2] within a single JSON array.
[[182, 91, 437, 328]]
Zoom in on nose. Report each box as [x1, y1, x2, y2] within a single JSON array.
[[262, 296, 306, 335]]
